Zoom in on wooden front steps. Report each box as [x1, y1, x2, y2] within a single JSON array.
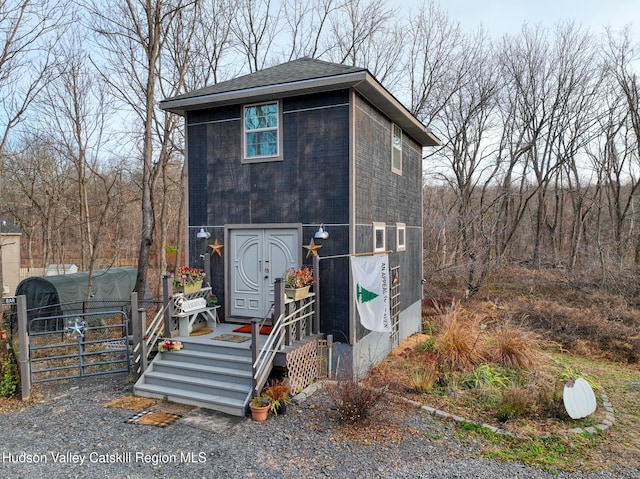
[[133, 333, 254, 417]]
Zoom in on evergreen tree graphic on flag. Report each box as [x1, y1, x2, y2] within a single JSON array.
[[350, 254, 392, 332]]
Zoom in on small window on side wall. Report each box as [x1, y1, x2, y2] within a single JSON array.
[[396, 223, 406, 252], [373, 222, 386, 252], [392, 123, 402, 174], [243, 101, 280, 161]]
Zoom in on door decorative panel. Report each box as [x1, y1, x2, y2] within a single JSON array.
[[230, 228, 298, 317]]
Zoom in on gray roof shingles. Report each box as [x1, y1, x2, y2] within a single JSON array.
[[166, 57, 366, 102], [161, 57, 440, 146]]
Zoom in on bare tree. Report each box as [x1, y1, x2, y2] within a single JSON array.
[[428, 30, 500, 296], [4, 140, 73, 269], [156, 2, 201, 286], [585, 93, 630, 279], [325, 0, 400, 82], [403, 1, 465, 127], [279, 0, 338, 61], [36, 32, 114, 275], [0, 0, 66, 292], [229, 0, 279, 72], [495, 23, 600, 267], [187, 0, 236, 87], [87, 0, 196, 295], [602, 27, 640, 265]]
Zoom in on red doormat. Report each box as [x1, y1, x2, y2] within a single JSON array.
[[232, 325, 272, 335]]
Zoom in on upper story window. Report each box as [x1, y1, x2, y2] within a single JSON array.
[[243, 101, 280, 161], [373, 222, 386, 252], [392, 123, 402, 174], [396, 223, 406, 252]]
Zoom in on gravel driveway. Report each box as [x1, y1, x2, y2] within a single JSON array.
[[1, 372, 638, 479]]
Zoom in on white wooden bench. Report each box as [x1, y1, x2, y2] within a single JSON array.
[[172, 288, 219, 336]]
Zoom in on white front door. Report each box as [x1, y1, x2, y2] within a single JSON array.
[[229, 228, 299, 318]]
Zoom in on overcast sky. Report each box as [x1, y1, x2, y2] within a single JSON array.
[[411, 0, 638, 36]]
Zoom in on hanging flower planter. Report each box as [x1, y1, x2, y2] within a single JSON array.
[[175, 280, 203, 295], [173, 266, 204, 294], [285, 286, 310, 300], [283, 266, 314, 300]]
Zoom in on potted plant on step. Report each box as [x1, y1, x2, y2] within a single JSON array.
[[263, 379, 292, 416], [249, 395, 271, 422], [283, 266, 314, 300], [158, 339, 183, 352]]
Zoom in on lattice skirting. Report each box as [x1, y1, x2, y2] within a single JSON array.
[[286, 340, 318, 393]]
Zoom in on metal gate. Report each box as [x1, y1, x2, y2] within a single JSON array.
[[28, 310, 130, 383]]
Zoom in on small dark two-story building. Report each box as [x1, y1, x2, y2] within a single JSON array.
[[160, 57, 439, 377]]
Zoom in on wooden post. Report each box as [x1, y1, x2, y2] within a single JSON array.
[[17, 295, 30, 401], [139, 308, 148, 372], [162, 275, 172, 338], [274, 278, 286, 347], [251, 316, 260, 395], [130, 292, 142, 376], [327, 334, 334, 379], [274, 278, 284, 322], [284, 300, 292, 346], [312, 255, 320, 334], [203, 252, 211, 288]]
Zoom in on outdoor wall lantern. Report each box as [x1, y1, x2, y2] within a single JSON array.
[[196, 227, 211, 239], [314, 225, 329, 240]]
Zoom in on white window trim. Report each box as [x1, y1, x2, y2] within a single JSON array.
[[391, 123, 402, 175], [242, 100, 282, 163], [373, 222, 386, 252], [396, 223, 406, 252]]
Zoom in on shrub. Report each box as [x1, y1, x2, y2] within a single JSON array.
[[0, 349, 19, 398], [556, 366, 597, 391], [326, 378, 386, 424], [534, 380, 567, 420], [422, 319, 435, 336], [521, 369, 568, 420], [496, 387, 533, 421]]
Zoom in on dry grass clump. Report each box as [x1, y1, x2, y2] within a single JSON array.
[[484, 319, 543, 370], [432, 300, 485, 372], [404, 360, 439, 393]]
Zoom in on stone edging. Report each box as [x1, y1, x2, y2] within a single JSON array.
[[291, 381, 325, 404], [292, 381, 615, 438]]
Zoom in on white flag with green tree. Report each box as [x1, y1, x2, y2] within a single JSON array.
[[351, 255, 391, 333]]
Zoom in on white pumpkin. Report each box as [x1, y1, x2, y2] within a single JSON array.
[[563, 377, 597, 419]]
